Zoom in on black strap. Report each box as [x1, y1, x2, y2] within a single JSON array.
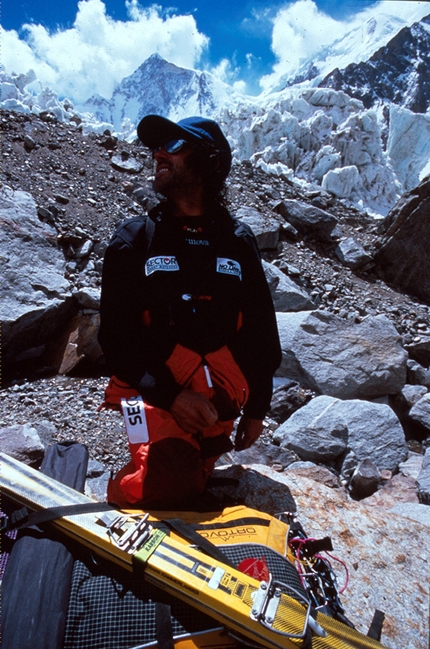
[[299, 537, 334, 557], [367, 609, 385, 640], [155, 603, 174, 649], [3, 503, 117, 532], [163, 518, 237, 569], [144, 214, 156, 252]]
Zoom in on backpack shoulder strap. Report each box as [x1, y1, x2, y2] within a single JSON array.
[[231, 216, 262, 259], [144, 214, 156, 254], [108, 213, 157, 256]]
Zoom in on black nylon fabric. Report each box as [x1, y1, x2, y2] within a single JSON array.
[[64, 543, 308, 649], [64, 557, 218, 649], [1, 442, 89, 649]]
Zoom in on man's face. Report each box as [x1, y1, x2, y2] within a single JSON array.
[[153, 143, 201, 198]]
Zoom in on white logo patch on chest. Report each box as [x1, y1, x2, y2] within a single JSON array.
[[145, 256, 180, 276], [216, 258, 242, 280]]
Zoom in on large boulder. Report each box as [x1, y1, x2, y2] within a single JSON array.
[[375, 176, 430, 304], [235, 206, 281, 249], [335, 237, 372, 269], [273, 198, 338, 241], [272, 395, 408, 475], [0, 421, 56, 464], [262, 261, 315, 311], [276, 310, 407, 399], [1, 188, 74, 374], [408, 393, 430, 432]]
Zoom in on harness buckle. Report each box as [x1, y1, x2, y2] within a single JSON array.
[[97, 512, 153, 554], [0, 514, 9, 532], [250, 576, 327, 639]]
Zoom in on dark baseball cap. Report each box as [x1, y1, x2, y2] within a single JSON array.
[[137, 114, 232, 179]]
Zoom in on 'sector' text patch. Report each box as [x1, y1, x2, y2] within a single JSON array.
[[145, 256, 180, 276]]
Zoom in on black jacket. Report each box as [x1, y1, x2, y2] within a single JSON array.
[[98, 202, 281, 419]]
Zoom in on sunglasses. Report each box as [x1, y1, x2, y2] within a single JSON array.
[[153, 139, 190, 154]]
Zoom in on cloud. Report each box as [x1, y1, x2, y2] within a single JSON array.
[[268, 0, 339, 73], [260, 0, 430, 91], [1, 0, 209, 103], [208, 57, 248, 94]]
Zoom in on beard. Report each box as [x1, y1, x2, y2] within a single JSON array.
[[153, 158, 199, 199]]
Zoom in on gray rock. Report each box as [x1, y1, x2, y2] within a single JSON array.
[[24, 134, 36, 151], [85, 470, 110, 501], [262, 261, 315, 312], [401, 384, 428, 407], [274, 199, 338, 241], [375, 177, 430, 304], [273, 395, 408, 474], [211, 464, 297, 513], [73, 287, 101, 310], [409, 393, 430, 431], [54, 193, 70, 205], [404, 336, 430, 368], [417, 448, 430, 504], [1, 187, 74, 369], [111, 153, 143, 173], [276, 310, 407, 399], [349, 459, 380, 499], [269, 382, 315, 423], [273, 395, 348, 463], [390, 502, 430, 527], [92, 240, 108, 258], [335, 237, 372, 269], [87, 458, 107, 478], [399, 452, 424, 480], [287, 462, 342, 488], [217, 436, 299, 470], [31, 420, 57, 447], [0, 423, 44, 464], [74, 240, 93, 258], [407, 359, 430, 389], [235, 206, 281, 249]]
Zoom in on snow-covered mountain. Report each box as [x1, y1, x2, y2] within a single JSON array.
[[320, 13, 430, 113], [268, 6, 429, 93], [78, 54, 243, 132], [1, 10, 430, 218]]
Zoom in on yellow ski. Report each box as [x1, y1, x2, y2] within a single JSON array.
[[0, 452, 387, 649]]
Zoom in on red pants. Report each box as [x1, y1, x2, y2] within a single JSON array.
[[100, 345, 249, 509]]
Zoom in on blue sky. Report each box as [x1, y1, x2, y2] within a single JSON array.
[[2, 0, 429, 101]]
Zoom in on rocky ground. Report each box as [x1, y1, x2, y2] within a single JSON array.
[[1, 107, 430, 474]]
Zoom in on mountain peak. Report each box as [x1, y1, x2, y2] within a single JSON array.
[[319, 12, 430, 113]]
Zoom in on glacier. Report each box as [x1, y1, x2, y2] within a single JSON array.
[[1, 27, 429, 219]]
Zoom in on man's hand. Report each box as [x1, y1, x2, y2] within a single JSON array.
[[170, 389, 218, 434], [234, 416, 263, 451]]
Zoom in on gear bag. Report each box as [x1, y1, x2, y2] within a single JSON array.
[[64, 505, 312, 649]]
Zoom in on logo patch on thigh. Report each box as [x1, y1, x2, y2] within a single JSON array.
[[121, 396, 149, 444]]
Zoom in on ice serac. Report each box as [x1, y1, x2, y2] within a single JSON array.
[[386, 105, 430, 192]]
